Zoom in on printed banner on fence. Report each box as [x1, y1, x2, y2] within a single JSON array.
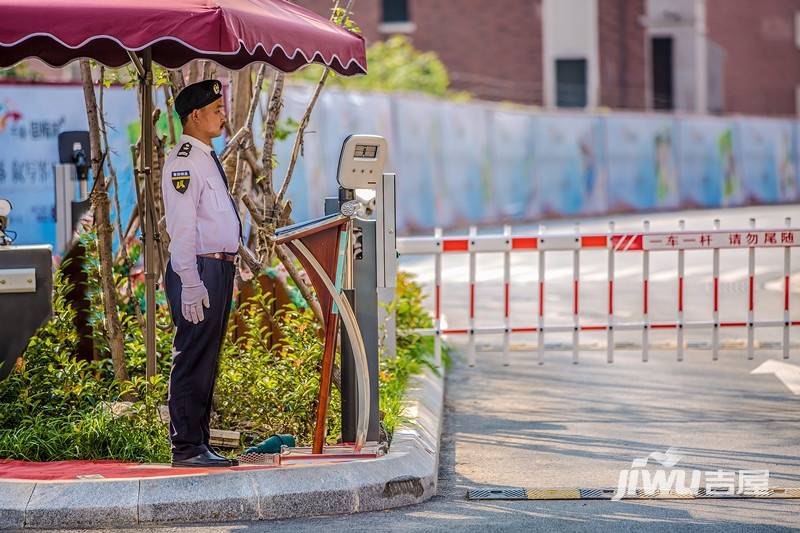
[[534, 114, 603, 217], [735, 118, 798, 205], [0, 84, 139, 248], [676, 117, 731, 209], [3, 83, 800, 250], [604, 115, 680, 212]]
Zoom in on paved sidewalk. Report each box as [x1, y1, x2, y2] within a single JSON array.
[[0, 366, 444, 529]]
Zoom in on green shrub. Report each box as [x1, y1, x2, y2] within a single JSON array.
[[295, 35, 460, 99], [0, 244, 438, 461], [379, 272, 447, 436], [213, 271, 442, 449], [0, 268, 170, 463], [212, 284, 341, 447]]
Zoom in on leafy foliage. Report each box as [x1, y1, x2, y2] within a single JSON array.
[[0, 63, 40, 80], [0, 243, 437, 460], [212, 285, 341, 447], [295, 35, 458, 98], [0, 267, 170, 462], [379, 272, 448, 435]]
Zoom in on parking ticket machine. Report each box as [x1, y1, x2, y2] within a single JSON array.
[[326, 134, 396, 443], [0, 199, 53, 379]]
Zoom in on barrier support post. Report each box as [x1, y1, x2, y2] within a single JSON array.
[[573, 222, 580, 365], [642, 220, 650, 362], [607, 221, 615, 363], [748, 218, 755, 360], [538, 224, 545, 365], [434, 227, 443, 367], [503, 224, 511, 367], [468, 225, 477, 367], [677, 219, 685, 362], [712, 218, 720, 361], [784, 217, 791, 360]]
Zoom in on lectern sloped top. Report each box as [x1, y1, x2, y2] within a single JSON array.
[[273, 213, 347, 245], [274, 213, 349, 329]]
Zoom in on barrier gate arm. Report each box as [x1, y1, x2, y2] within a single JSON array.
[[397, 218, 799, 365]]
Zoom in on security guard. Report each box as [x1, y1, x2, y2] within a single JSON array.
[[161, 79, 242, 467]]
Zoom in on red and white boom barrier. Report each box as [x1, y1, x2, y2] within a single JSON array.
[[397, 218, 799, 365]]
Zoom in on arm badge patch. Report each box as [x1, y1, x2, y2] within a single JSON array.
[[171, 170, 191, 193]]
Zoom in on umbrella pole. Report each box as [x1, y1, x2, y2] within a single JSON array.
[[141, 49, 157, 380]]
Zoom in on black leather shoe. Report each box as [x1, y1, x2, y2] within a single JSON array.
[[172, 450, 236, 468], [203, 444, 239, 465], [207, 448, 239, 466]]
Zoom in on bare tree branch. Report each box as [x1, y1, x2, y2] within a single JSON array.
[[169, 69, 185, 97], [260, 71, 284, 198], [273, 0, 353, 208], [274, 70, 329, 208], [79, 59, 131, 386], [99, 66, 145, 332], [163, 85, 177, 145]]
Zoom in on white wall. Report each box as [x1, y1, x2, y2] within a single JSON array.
[[542, 0, 599, 108]]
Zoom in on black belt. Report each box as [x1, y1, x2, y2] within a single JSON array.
[[198, 252, 236, 263]]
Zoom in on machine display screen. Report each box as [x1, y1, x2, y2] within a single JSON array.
[[354, 144, 378, 159]]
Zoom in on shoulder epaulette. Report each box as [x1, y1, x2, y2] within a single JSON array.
[[177, 142, 192, 158]]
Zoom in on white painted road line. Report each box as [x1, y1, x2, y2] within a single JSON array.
[[751, 359, 800, 395]]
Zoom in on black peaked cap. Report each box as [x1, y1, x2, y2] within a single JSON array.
[[175, 79, 223, 118]]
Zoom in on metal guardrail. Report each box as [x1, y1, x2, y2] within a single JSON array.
[[397, 217, 798, 365]]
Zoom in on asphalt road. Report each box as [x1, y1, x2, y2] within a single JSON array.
[[38, 345, 800, 532], [26, 205, 800, 532]]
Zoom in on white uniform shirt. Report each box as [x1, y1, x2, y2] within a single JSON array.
[[162, 134, 240, 287]]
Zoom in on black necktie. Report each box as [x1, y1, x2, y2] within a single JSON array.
[[210, 150, 242, 242]]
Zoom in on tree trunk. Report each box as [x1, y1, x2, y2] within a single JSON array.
[[79, 60, 131, 386], [225, 67, 252, 180], [163, 85, 177, 145], [188, 61, 202, 84]]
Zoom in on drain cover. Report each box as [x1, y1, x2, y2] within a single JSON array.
[[468, 488, 528, 500]]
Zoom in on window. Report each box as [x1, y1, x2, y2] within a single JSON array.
[[796, 85, 800, 116], [382, 0, 409, 23], [795, 12, 800, 49], [651, 37, 674, 110], [379, 0, 415, 34], [555, 59, 587, 108]]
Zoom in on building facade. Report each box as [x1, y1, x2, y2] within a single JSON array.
[[300, 0, 800, 116]]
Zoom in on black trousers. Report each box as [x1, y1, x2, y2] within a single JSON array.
[[164, 256, 235, 460]]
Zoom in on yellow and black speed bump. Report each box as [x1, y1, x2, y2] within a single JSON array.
[[468, 487, 800, 501]]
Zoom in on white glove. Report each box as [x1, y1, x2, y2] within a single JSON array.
[[181, 282, 210, 324]]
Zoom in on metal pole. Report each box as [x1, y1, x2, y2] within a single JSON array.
[[572, 222, 580, 365], [467, 225, 477, 367], [142, 49, 156, 380], [502, 224, 511, 367], [607, 221, 615, 363], [537, 224, 545, 365], [642, 220, 650, 363], [677, 219, 685, 362], [784, 217, 792, 360], [712, 218, 720, 361], [747, 217, 756, 360], [434, 227, 443, 367]]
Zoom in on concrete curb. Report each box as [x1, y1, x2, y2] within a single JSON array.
[[0, 364, 445, 528]]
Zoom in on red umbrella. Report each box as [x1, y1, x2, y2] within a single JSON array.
[[0, 0, 366, 74], [0, 0, 366, 378]]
